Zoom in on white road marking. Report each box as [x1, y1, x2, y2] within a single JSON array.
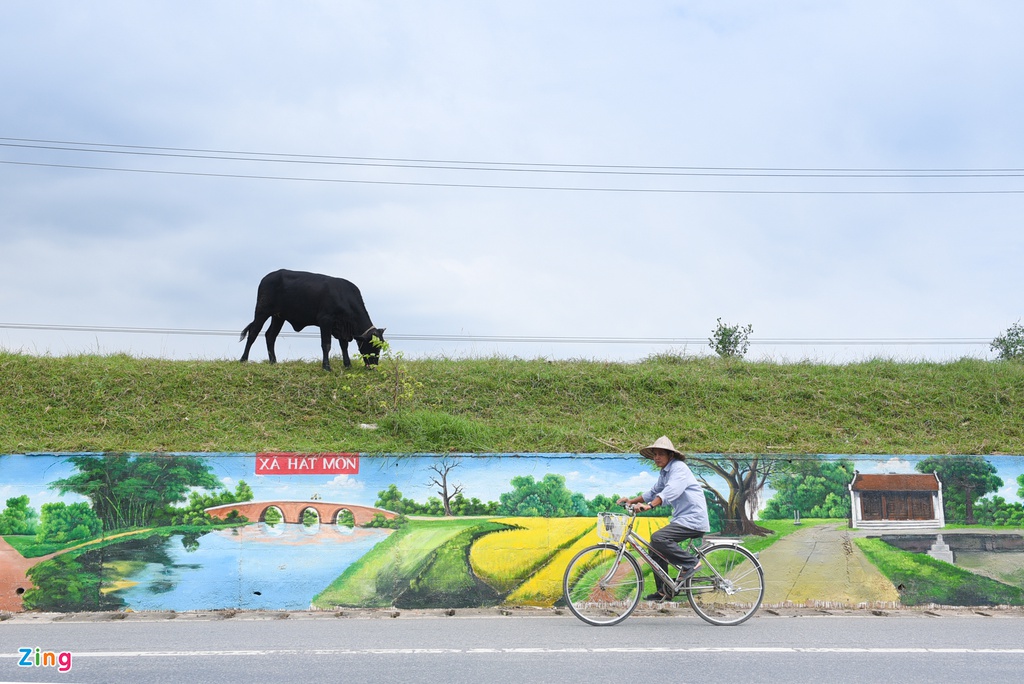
[[4, 646, 1024, 658]]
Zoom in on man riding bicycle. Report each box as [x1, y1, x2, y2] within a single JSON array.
[[617, 435, 710, 602]]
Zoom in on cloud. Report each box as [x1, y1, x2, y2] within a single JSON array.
[[619, 471, 658, 494], [865, 457, 917, 475], [324, 475, 365, 491], [2, 2, 1023, 364]]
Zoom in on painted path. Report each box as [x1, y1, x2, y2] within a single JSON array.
[[0, 536, 42, 612], [758, 523, 900, 607], [0, 530, 152, 612]]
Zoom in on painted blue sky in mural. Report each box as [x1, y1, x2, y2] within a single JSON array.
[[2, 453, 1023, 510]]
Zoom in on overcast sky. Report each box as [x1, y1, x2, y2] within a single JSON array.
[[2, 1, 1023, 364]]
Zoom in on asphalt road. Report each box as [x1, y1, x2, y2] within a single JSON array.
[[1, 612, 1022, 684]]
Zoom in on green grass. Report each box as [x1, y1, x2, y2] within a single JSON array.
[[2, 534, 66, 557], [2, 352, 1023, 454], [394, 521, 509, 608], [853, 537, 1024, 606], [311, 518, 486, 608]]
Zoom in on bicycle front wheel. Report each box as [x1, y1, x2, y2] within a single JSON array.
[[686, 544, 764, 626], [563, 543, 643, 626]]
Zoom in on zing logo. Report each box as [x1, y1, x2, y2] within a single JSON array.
[[18, 647, 73, 673]]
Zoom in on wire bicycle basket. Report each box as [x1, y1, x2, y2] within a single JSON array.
[[596, 512, 628, 542]]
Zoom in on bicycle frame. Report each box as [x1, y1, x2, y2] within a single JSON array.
[[606, 512, 739, 595], [565, 507, 765, 626]]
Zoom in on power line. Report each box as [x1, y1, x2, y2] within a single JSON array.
[[3, 137, 1024, 175], [0, 323, 992, 346], [2, 138, 1023, 178], [3, 136, 1024, 194], [4, 160, 1024, 195]]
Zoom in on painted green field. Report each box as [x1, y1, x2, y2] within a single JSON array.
[[854, 537, 1024, 606], [312, 518, 498, 608], [312, 514, 818, 609]]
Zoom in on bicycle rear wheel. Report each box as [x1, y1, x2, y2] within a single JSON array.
[[686, 544, 764, 626], [563, 543, 643, 626]]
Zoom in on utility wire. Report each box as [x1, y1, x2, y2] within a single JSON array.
[[4, 160, 1024, 195], [3, 137, 1023, 175], [2, 138, 1023, 178], [0, 323, 992, 346], [3, 136, 1024, 194]]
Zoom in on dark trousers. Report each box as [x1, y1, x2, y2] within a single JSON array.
[[648, 522, 704, 595]]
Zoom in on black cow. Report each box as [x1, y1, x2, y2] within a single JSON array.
[[239, 269, 386, 371]]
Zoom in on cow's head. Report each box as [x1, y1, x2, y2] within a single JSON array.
[[356, 327, 386, 366]]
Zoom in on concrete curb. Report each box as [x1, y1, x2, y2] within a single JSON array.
[[3, 604, 1024, 624]]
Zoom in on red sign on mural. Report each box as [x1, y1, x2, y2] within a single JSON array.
[[255, 453, 360, 475]]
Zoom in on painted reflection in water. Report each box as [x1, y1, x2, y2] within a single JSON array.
[[103, 523, 389, 611]]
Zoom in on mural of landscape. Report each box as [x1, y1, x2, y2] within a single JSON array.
[[1, 452, 1022, 613]]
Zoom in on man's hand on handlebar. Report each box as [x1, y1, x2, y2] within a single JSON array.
[[616, 496, 651, 513]]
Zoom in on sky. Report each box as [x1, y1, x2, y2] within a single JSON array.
[[2, 2, 1023, 364], [4, 453, 1022, 507]]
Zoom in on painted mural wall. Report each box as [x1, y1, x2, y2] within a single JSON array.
[[1, 452, 1022, 613]]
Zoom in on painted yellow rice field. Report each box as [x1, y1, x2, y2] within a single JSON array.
[[469, 517, 594, 594], [505, 515, 669, 606]]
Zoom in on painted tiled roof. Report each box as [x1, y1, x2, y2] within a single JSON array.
[[850, 473, 940, 492]]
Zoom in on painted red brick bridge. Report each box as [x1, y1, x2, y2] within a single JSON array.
[[205, 501, 397, 526]]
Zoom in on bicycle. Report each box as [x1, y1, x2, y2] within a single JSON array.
[[562, 505, 764, 627]]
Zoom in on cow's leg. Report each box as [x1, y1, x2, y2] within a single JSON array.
[[240, 315, 270, 363], [265, 316, 285, 364], [340, 338, 352, 368], [319, 327, 333, 371]]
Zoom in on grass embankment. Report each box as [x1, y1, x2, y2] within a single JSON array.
[[854, 537, 1024, 606], [2, 352, 1023, 454]]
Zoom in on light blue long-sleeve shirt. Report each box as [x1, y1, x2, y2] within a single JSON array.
[[644, 459, 710, 532]]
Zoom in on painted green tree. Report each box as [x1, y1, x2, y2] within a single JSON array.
[[498, 474, 589, 517], [447, 491, 499, 516], [264, 506, 283, 525], [761, 458, 855, 519], [0, 495, 39, 535], [168, 480, 254, 526], [916, 455, 1002, 524], [337, 508, 356, 527], [36, 502, 102, 543], [375, 484, 496, 516], [375, 484, 417, 513], [50, 453, 222, 530]]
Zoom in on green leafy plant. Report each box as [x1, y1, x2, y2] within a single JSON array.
[[362, 336, 422, 413], [709, 318, 753, 359], [916, 455, 1002, 524], [991, 320, 1024, 361]]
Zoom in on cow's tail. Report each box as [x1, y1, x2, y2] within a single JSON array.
[[239, 323, 252, 342]]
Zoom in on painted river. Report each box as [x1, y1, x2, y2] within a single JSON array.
[[104, 523, 390, 611]]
